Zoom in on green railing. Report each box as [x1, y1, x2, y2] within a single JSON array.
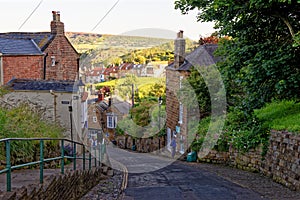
[[0, 138, 106, 192]]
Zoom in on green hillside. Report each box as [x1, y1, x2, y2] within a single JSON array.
[[66, 32, 173, 53], [66, 32, 197, 68]]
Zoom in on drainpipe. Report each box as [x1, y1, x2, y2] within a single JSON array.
[[77, 58, 80, 80], [43, 53, 48, 80], [0, 53, 3, 85]]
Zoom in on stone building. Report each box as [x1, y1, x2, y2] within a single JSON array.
[[165, 31, 219, 155], [0, 11, 80, 84]]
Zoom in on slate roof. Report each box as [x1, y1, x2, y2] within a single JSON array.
[[166, 44, 220, 71], [0, 37, 43, 55], [0, 32, 54, 51], [6, 78, 77, 92], [96, 101, 109, 112]]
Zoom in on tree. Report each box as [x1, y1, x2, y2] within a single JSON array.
[[134, 55, 146, 64], [110, 57, 123, 66], [115, 74, 137, 101], [175, 0, 300, 113]]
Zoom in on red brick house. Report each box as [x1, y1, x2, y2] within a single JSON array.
[[0, 11, 80, 84], [165, 31, 219, 156]]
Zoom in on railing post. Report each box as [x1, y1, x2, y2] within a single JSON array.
[[61, 140, 65, 174], [5, 140, 11, 192], [83, 145, 86, 170], [39, 140, 44, 184], [73, 142, 76, 170]]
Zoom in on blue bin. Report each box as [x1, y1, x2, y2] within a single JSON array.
[[132, 145, 136, 151], [187, 151, 197, 162]]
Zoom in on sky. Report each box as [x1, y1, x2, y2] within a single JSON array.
[[0, 0, 216, 40]]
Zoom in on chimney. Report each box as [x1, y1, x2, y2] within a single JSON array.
[[51, 11, 64, 35], [174, 30, 185, 69]]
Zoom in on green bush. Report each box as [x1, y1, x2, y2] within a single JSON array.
[[0, 104, 63, 166], [192, 109, 269, 153]]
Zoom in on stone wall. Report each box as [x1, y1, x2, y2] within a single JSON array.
[[115, 135, 165, 153], [262, 130, 300, 190], [2, 165, 113, 200], [198, 130, 300, 191]]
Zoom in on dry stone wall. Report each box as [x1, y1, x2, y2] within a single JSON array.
[[199, 130, 300, 191], [116, 135, 165, 153]]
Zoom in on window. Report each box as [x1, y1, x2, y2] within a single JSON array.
[[93, 116, 97, 123], [178, 102, 183, 124], [107, 114, 117, 128]]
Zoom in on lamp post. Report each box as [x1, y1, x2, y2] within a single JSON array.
[[158, 96, 163, 132], [158, 96, 163, 152], [68, 105, 73, 142]]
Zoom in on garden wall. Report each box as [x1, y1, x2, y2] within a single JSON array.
[[199, 130, 300, 191], [2, 165, 114, 200], [115, 135, 165, 153]]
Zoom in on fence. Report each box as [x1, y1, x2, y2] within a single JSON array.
[[0, 138, 106, 192]]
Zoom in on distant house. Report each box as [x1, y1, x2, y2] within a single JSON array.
[[85, 67, 105, 83], [165, 31, 219, 155], [118, 63, 134, 78], [86, 103, 103, 148], [101, 65, 118, 81], [0, 11, 80, 84]]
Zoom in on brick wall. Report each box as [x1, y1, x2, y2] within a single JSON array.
[[44, 36, 79, 81], [2, 55, 44, 84], [198, 130, 300, 191]]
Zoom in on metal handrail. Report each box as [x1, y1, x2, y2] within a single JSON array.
[[0, 138, 105, 192]]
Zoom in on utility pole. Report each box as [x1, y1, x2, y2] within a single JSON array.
[[131, 84, 134, 108]]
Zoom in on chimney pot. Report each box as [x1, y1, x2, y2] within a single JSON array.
[[52, 11, 61, 21], [177, 30, 184, 38], [51, 11, 64, 35]]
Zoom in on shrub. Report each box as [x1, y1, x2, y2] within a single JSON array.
[[0, 104, 63, 166]]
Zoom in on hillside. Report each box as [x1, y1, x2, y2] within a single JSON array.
[[66, 32, 173, 53], [66, 32, 197, 69]]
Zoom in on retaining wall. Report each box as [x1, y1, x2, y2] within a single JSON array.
[[115, 135, 165, 153], [2, 165, 113, 200], [199, 130, 300, 190]]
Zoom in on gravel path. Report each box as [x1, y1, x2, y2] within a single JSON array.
[[81, 169, 123, 200]]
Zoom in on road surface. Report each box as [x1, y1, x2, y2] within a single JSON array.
[[106, 145, 265, 200]]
